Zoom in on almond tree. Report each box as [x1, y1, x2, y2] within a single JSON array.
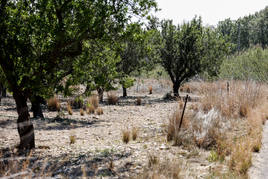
[[0, 0, 157, 149], [160, 18, 203, 96]]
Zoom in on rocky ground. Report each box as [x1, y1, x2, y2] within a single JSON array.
[[0, 79, 236, 178]]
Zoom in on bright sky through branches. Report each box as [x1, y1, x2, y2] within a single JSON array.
[[155, 0, 268, 26]]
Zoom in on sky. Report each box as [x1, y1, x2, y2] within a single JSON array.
[[154, 0, 268, 26]]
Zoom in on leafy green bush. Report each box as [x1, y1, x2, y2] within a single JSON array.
[[219, 47, 268, 82], [71, 96, 84, 109]]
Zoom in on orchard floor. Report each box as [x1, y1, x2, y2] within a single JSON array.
[[0, 79, 262, 178]]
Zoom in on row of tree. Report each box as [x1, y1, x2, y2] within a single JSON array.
[[217, 6, 268, 51], [0, 0, 238, 150]]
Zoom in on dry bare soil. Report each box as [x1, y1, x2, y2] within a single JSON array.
[[0, 79, 267, 178]]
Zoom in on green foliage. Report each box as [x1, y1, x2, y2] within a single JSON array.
[[0, 0, 157, 99], [219, 47, 268, 82], [160, 17, 203, 95], [201, 27, 233, 79], [117, 22, 161, 93], [73, 39, 120, 95], [217, 6, 268, 52], [70, 96, 84, 109], [120, 76, 136, 89]]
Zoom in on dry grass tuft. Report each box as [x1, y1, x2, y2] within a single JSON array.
[[167, 108, 192, 143], [139, 155, 182, 179], [178, 100, 184, 109], [67, 103, 73, 115], [122, 129, 130, 144], [107, 92, 118, 105], [148, 153, 159, 168], [96, 107, 103, 115], [132, 127, 138, 141], [80, 108, 85, 116], [47, 96, 61, 111], [229, 138, 252, 175], [70, 135, 76, 144], [148, 86, 153, 94], [239, 104, 249, 118], [136, 97, 142, 105], [88, 95, 99, 109], [87, 104, 95, 114]]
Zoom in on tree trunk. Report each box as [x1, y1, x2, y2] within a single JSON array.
[[2, 87, 6, 97], [30, 95, 44, 119], [173, 83, 180, 97], [97, 88, 104, 103], [122, 86, 127, 97], [13, 93, 35, 149]]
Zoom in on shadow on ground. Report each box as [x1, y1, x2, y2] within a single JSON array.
[[0, 146, 133, 178]]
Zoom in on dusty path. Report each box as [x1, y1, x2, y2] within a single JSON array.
[[249, 122, 268, 179]]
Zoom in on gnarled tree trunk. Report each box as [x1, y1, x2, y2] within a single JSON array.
[[30, 95, 45, 119], [13, 92, 35, 149], [97, 88, 104, 103], [122, 86, 127, 97], [173, 82, 180, 97]]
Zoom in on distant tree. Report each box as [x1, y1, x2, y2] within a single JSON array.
[[72, 39, 120, 102], [117, 23, 160, 97], [160, 18, 203, 96], [201, 27, 233, 79], [0, 0, 157, 149], [256, 7, 268, 49]]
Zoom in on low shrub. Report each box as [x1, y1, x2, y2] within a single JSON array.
[[136, 97, 142, 105], [70, 96, 84, 109], [88, 95, 99, 109], [107, 92, 118, 105]]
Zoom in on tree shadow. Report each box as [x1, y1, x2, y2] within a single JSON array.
[[103, 93, 199, 107], [1, 145, 134, 178], [33, 116, 105, 131]]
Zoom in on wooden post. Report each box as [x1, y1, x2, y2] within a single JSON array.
[[227, 81, 230, 95], [179, 94, 189, 130]]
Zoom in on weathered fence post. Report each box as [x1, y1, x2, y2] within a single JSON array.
[[227, 81, 230, 95], [179, 94, 189, 130]]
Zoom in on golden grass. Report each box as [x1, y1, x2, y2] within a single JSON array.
[[167, 81, 267, 176], [47, 96, 61, 111], [199, 81, 263, 118]]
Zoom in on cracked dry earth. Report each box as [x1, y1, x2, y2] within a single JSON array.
[[0, 82, 222, 178]]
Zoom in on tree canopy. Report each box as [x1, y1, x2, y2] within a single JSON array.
[[0, 0, 157, 149]]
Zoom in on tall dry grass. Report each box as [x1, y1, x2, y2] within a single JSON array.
[[199, 81, 263, 118], [198, 80, 267, 175]]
